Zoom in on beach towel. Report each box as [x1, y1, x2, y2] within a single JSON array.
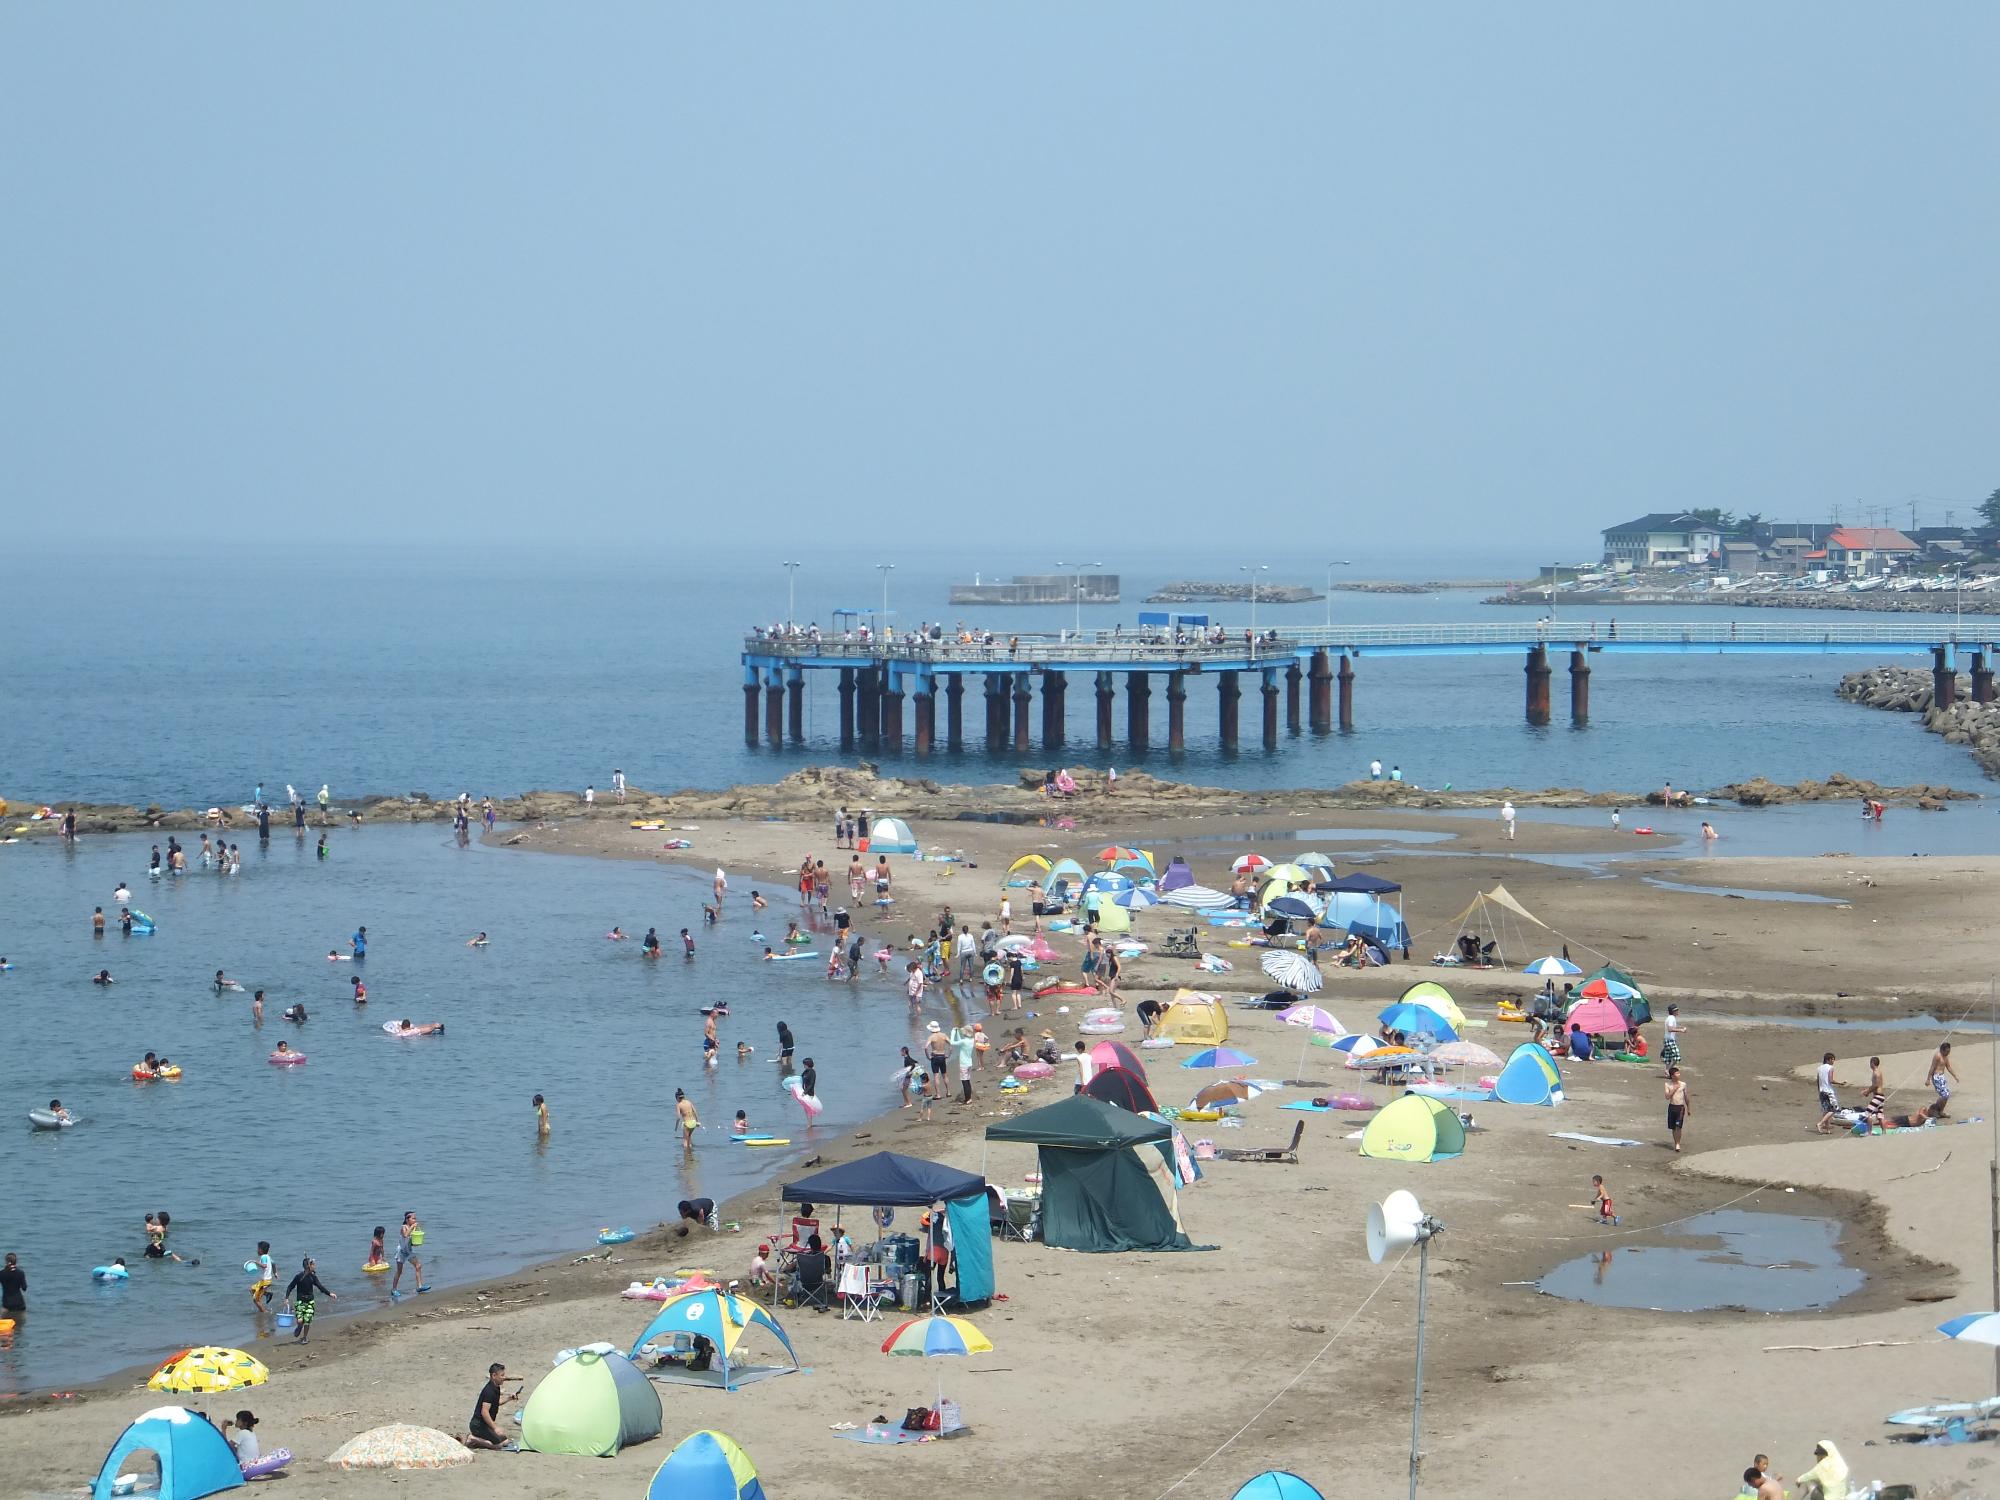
[[1548, 1132, 1646, 1147]]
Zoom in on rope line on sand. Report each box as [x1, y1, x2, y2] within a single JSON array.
[[1152, 1242, 1414, 1500]]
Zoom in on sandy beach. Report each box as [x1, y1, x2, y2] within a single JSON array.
[[6, 797, 1996, 1500]]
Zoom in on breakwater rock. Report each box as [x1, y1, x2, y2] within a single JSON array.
[[9, 762, 1974, 836], [1839, 666, 2000, 778]]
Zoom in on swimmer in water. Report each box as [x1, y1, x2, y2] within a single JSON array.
[[350, 976, 367, 1005], [282, 1003, 308, 1023], [467, 932, 488, 947], [607, 926, 625, 941], [252, 988, 265, 1022], [681, 928, 695, 958], [533, 1093, 550, 1136], [737, 1040, 753, 1061], [733, 1109, 749, 1135], [214, 970, 241, 992], [641, 927, 661, 956], [752, 890, 768, 912], [114, 883, 130, 903], [784, 920, 802, 944], [48, 1098, 72, 1124], [762, 947, 776, 961], [1701, 821, 1718, 840], [326, 949, 348, 961], [93, 969, 114, 985], [135, 1052, 158, 1076]]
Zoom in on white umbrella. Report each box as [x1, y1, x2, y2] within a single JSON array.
[[1261, 949, 1323, 993], [993, 934, 1036, 953], [1524, 956, 1581, 976], [1162, 884, 1232, 910], [1231, 853, 1271, 873]]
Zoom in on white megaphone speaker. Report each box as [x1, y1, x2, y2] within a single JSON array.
[[1367, 1189, 1429, 1264]]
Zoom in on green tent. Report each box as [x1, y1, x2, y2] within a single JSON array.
[[985, 1095, 1203, 1253], [1584, 964, 1651, 1026], [520, 1346, 662, 1457]]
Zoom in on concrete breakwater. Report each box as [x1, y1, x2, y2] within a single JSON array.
[[1840, 666, 2000, 778]]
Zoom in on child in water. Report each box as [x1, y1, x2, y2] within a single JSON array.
[[250, 1241, 275, 1306], [734, 1109, 749, 1136], [365, 1225, 388, 1271]]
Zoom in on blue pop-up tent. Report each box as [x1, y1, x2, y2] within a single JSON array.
[[93, 1407, 244, 1500], [1322, 875, 1407, 950], [1493, 1042, 1563, 1105]]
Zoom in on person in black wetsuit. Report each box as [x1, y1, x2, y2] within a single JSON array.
[[776, 1021, 795, 1071]]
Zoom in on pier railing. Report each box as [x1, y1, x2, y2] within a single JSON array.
[[745, 619, 1983, 663]]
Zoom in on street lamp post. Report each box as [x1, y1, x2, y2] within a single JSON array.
[[781, 560, 801, 626], [1055, 560, 1102, 637], [1325, 559, 1351, 628], [876, 563, 895, 651], [1241, 564, 1268, 661]]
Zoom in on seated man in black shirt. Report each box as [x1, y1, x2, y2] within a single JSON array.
[[465, 1362, 516, 1450], [786, 1234, 831, 1309]]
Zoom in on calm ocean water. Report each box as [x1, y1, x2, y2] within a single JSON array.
[[0, 827, 958, 1390], [3, 552, 1984, 809]]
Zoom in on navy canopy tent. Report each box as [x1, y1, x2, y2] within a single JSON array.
[[780, 1151, 983, 1207]]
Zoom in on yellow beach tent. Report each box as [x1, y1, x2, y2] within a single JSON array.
[[1359, 1094, 1466, 1162]]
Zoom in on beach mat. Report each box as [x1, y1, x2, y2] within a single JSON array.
[[1549, 1132, 1645, 1147], [835, 1424, 973, 1446], [645, 1361, 798, 1391]]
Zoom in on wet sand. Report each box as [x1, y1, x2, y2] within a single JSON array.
[[4, 803, 1994, 1500]]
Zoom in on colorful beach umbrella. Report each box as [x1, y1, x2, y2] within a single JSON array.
[[647, 1431, 766, 1500], [1260, 950, 1323, 993], [1376, 1002, 1461, 1042], [1938, 1313, 2000, 1345], [1523, 956, 1581, 976], [1096, 845, 1145, 864], [881, 1314, 993, 1358], [1565, 996, 1629, 1035], [1322, 1033, 1381, 1057], [1111, 886, 1160, 908], [1276, 1003, 1342, 1033], [1181, 1046, 1258, 1069], [1257, 863, 1312, 888], [1231, 853, 1271, 872], [328, 1424, 472, 1470], [1579, 975, 1640, 1002], [148, 1346, 269, 1393]]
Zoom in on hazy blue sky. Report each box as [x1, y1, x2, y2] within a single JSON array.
[[4, 5, 1994, 561]]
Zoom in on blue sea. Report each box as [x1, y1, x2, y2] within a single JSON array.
[[0, 827, 945, 1391], [3, 551, 1984, 809]]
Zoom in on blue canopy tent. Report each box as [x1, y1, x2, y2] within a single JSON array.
[[92, 1406, 245, 1500], [1321, 873, 1407, 951], [780, 1152, 993, 1306]]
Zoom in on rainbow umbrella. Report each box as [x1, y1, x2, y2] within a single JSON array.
[[1579, 975, 1640, 1002], [647, 1431, 766, 1500], [881, 1314, 993, 1408], [148, 1346, 269, 1393]]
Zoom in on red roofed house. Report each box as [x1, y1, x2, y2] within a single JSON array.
[[1824, 527, 1918, 578]]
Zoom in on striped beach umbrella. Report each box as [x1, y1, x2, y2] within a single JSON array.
[[1523, 956, 1582, 976], [1937, 1313, 2000, 1345]]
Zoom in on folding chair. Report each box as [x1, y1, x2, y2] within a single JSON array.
[[837, 1261, 886, 1322], [1215, 1119, 1304, 1164], [795, 1276, 833, 1314]]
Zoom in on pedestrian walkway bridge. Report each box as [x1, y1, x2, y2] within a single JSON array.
[[739, 620, 1997, 752]]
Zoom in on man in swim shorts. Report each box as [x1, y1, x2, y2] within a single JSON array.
[[1928, 1040, 1959, 1115], [283, 1255, 336, 1342]]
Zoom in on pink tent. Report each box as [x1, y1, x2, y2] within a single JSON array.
[[1566, 997, 1628, 1036], [1088, 1039, 1148, 1081]]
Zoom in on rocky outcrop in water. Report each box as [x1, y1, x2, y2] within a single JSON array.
[[1840, 666, 2000, 778]]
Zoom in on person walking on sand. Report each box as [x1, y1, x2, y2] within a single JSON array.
[[1590, 1174, 1619, 1226], [612, 768, 625, 804], [675, 1088, 699, 1159], [1500, 800, 1517, 841], [1813, 1052, 1843, 1133], [1611, 807, 1621, 831], [1664, 1067, 1689, 1152], [1661, 1004, 1684, 1071], [1928, 1041, 1960, 1116]]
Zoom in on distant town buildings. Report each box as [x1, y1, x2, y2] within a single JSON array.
[[1598, 513, 1988, 580]]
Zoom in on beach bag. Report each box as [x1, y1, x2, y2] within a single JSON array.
[[902, 1406, 941, 1432]]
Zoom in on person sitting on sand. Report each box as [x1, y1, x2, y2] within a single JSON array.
[[464, 1363, 516, 1450], [1567, 1023, 1593, 1062], [749, 1242, 773, 1291], [1744, 1466, 1783, 1500]]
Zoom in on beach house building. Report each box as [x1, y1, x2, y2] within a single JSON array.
[[1822, 527, 1918, 578], [1600, 514, 1723, 569]]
